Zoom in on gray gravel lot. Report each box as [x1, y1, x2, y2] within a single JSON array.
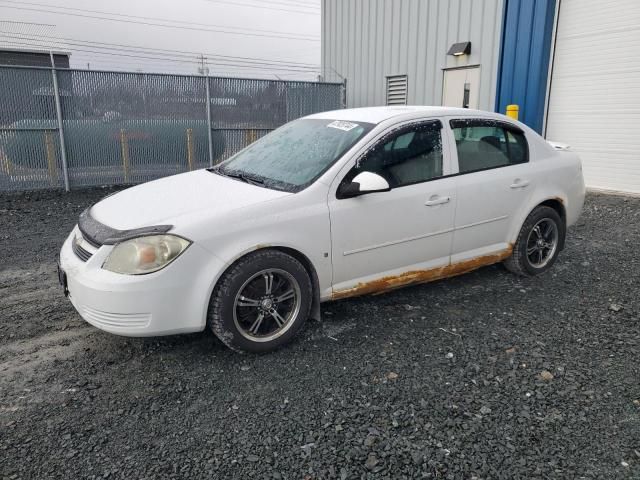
[[0, 188, 639, 479]]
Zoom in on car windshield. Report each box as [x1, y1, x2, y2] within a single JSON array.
[[212, 118, 374, 192]]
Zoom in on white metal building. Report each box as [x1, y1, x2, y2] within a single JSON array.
[[321, 0, 504, 111], [321, 0, 640, 194]]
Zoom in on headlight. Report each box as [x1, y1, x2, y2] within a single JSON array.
[[102, 235, 191, 275]]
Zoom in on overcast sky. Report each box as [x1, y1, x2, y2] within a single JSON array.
[[0, 0, 321, 80]]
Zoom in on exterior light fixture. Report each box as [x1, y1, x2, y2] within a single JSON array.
[[447, 42, 471, 56]]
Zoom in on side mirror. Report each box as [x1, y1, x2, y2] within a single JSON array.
[[339, 171, 390, 198]]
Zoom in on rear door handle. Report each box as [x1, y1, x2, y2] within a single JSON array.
[[510, 179, 530, 189], [425, 195, 450, 206]]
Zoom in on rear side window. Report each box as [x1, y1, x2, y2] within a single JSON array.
[[450, 119, 528, 174]]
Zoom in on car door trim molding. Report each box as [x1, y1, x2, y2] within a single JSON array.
[[343, 227, 454, 256], [455, 215, 509, 231], [343, 214, 509, 256]]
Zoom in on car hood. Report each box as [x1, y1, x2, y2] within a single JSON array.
[[89, 169, 290, 230]]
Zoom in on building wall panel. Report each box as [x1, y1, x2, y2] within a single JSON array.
[[494, 0, 557, 133], [322, 0, 504, 110], [546, 0, 640, 193]]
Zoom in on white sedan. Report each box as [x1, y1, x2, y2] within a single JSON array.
[[59, 106, 585, 352]]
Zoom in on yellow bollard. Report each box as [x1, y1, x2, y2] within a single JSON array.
[[186, 128, 194, 171], [506, 104, 519, 120], [45, 130, 58, 184], [120, 129, 130, 183]]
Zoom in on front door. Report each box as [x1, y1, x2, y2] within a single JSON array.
[[328, 120, 457, 298], [442, 67, 480, 109]]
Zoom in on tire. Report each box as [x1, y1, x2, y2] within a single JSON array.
[[207, 250, 312, 353], [504, 206, 565, 277]]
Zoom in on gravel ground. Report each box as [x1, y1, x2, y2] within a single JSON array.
[[0, 188, 639, 479]]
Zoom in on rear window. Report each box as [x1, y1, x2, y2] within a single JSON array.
[[450, 119, 528, 174]]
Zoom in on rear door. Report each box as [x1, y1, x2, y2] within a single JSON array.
[[442, 67, 481, 109], [445, 118, 533, 262], [328, 120, 456, 297]]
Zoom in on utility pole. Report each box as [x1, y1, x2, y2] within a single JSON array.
[[199, 54, 214, 167], [198, 54, 209, 76]]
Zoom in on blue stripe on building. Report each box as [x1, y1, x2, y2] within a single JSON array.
[[495, 0, 557, 133]]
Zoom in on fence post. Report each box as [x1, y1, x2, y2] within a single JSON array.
[[186, 128, 194, 171], [44, 130, 58, 184], [120, 129, 130, 183], [205, 76, 214, 167], [245, 129, 258, 145], [2, 154, 12, 177], [341, 78, 347, 109], [284, 82, 289, 122], [50, 52, 70, 191]]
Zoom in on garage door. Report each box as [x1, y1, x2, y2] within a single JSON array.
[[545, 0, 640, 194]]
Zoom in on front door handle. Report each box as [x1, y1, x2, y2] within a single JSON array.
[[425, 195, 451, 206], [510, 179, 530, 189]]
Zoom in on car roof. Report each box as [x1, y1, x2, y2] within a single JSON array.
[[306, 106, 503, 125]]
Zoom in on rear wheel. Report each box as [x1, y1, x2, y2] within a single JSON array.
[[207, 250, 312, 353], [504, 206, 565, 276]]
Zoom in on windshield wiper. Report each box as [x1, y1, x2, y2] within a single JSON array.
[[211, 167, 265, 187], [228, 171, 265, 187]]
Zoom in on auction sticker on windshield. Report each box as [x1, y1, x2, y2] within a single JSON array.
[[327, 120, 359, 131]]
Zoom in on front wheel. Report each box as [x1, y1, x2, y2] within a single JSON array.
[[207, 250, 312, 353], [504, 206, 565, 276]]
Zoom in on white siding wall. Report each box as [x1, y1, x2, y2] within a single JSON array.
[[545, 0, 640, 194], [321, 0, 504, 110]]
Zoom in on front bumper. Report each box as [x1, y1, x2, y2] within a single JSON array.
[[59, 227, 226, 337]]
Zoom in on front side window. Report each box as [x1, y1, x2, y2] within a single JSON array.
[[215, 118, 374, 192], [451, 119, 529, 174], [342, 121, 444, 189]]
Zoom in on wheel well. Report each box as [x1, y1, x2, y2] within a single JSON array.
[[539, 198, 566, 223], [537, 198, 567, 249], [270, 247, 321, 321], [268, 246, 316, 283]]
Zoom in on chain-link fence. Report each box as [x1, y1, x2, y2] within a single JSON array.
[[0, 65, 344, 192]]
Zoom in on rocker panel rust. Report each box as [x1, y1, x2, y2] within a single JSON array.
[[331, 245, 513, 300]]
